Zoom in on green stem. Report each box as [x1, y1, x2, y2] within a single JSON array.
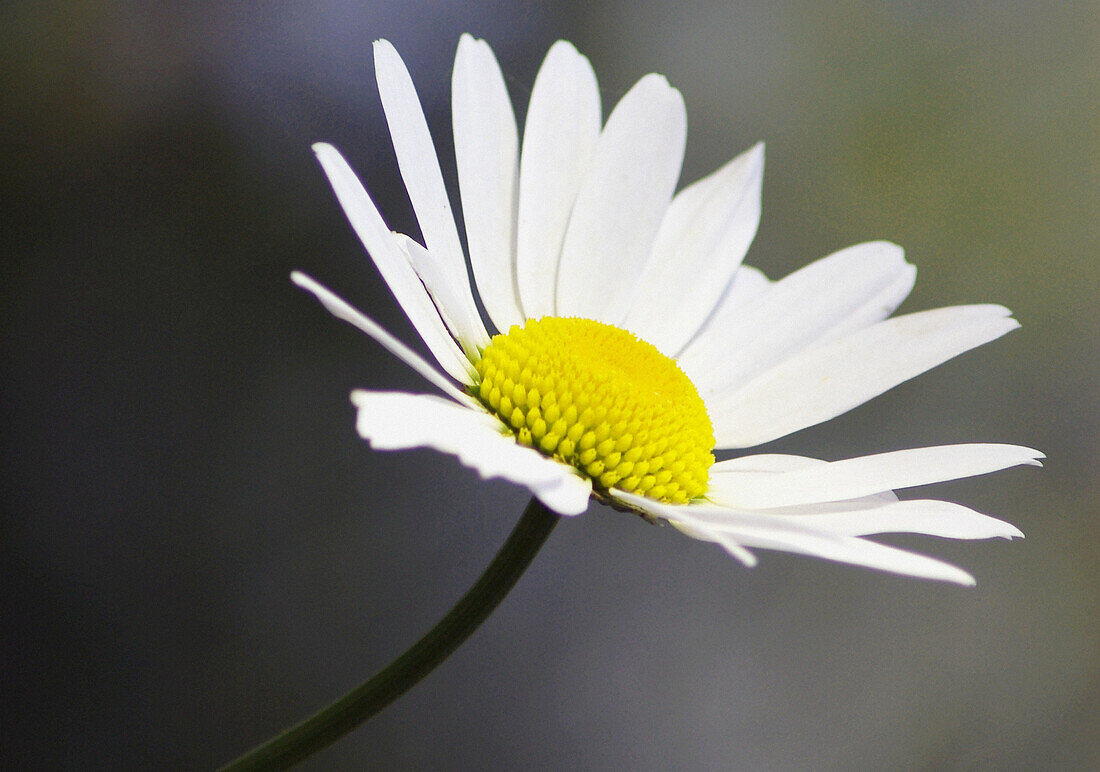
[[219, 497, 559, 771]]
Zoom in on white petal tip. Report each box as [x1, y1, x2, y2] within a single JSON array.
[[873, 239, 905, 256], [548, 39, 581, 54], [456, 33, 486, 55], [636, 72, 675, 93], [916, 558, 977, 586], [963, 303, 1016, 321], [728, 546, 759, 567], [548, 490, 591, 517], [976, 512, 1027, 541], [372, 39, 403, 72], [925, 563, 978, 587], [290, 271, 329, 300], [981, 520, 1026, 540], [311, 143, 349, 173], [1014, 447, 1045, 466]]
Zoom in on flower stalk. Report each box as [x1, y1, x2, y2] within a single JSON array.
[[219, 497, 560, 771]]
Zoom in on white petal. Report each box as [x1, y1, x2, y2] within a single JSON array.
[[616, 493, 976, 585], [819, 260, 916, 341], [621, 143, 765, 356], [674, 265, 772, 376], [373, 40, 490, 351], [708, 444, 1044, 509], [723, 264, 772, 304], [710, 304, 1021, 448], [555, 74, 687, 322], [681, 241, 914, 400], [668, 519, 759, 567], [775, 498, 1024, 540], [351, 390, 592, 515], [291, 272, 474, 405], [515, 40, 601, 320], [396, 234, 489, 351], [310, 144, 475, 386], [710, 452, 826, 473], [709, 523, 976, 585], [452, 35, 523, 334], [708, 453, 897, 509]]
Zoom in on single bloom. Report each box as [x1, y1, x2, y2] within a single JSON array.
[[295, 35, 1041, 585]]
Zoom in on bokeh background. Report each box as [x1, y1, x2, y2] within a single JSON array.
[[4, 1, 1097, 769]]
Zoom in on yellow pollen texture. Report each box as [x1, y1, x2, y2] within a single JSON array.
[[473, 317, 714, 504]]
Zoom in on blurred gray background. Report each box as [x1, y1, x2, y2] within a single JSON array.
[[3, 1, 1097, 769]]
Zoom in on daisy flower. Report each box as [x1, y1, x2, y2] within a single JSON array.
[[295, 35, 1040, 586]]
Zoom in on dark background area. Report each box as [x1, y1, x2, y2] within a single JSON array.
[[3, 2, 1097, 769]]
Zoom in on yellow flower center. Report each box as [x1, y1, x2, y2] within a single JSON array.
[[473, 317, 714, 504]]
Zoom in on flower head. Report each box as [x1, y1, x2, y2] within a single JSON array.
[[295, 35, 1041, 585]]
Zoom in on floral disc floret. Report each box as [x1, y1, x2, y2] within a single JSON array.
[[473, 317, 715, 503]]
